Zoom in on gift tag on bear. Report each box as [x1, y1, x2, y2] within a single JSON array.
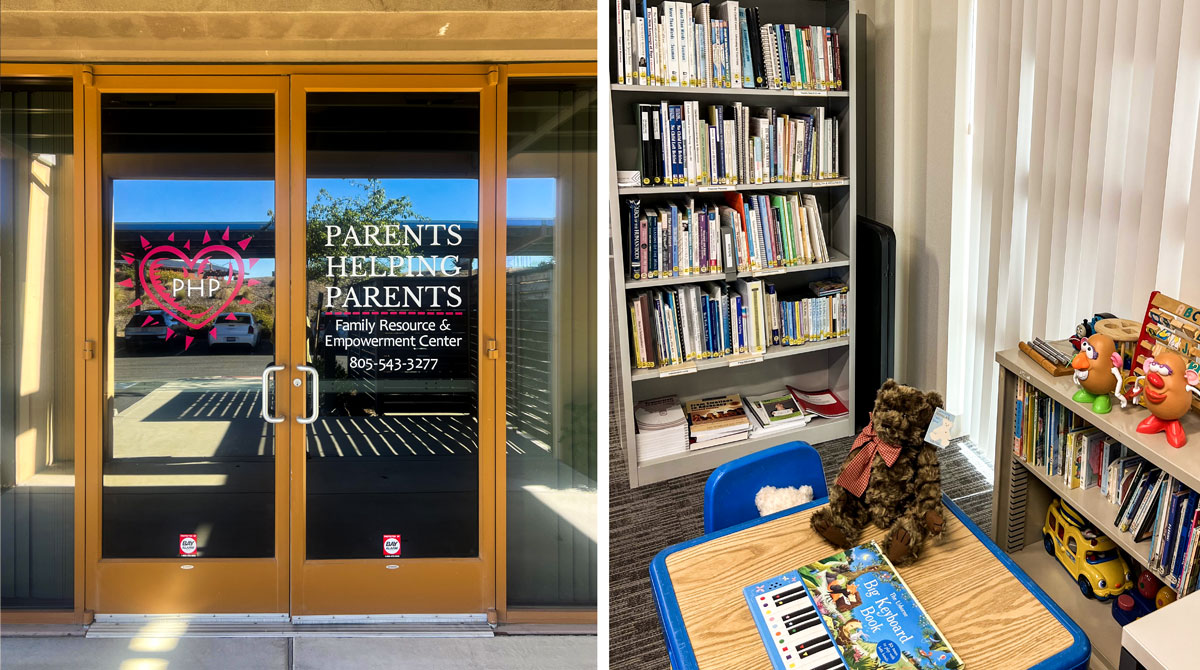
[[924, 407, 956, 448]]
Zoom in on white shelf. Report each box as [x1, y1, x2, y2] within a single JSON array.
[[997, 348, 1200, 492], [1010, 545, 1120, 670], [617, 179, 850, 196], [630, 337, 849, 382], [612, 83, 849, 101], [1122, 591, 1200, 670], [623, 250, 851, 290], [636, 416, 853, 486], [1012, 453, 1153, 570]]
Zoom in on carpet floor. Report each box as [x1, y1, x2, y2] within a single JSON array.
[[608, 416, 993, 669]]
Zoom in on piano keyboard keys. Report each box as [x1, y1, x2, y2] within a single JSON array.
[[771, 586, 809, 607], [754, 580, 847, 670]]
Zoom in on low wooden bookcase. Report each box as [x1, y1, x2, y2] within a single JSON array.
[[991, 347, 1200, 670]]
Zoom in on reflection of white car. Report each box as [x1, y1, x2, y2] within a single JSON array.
[[207, 313, 261, 350]]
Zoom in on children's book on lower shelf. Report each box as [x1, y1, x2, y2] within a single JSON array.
[[1012, 377, 1200, 595], [744, 541, 964, 670]]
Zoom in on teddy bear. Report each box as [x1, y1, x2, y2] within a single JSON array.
[[811, 379, 947, 566]]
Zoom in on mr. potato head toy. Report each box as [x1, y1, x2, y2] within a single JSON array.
[[1129, 350, 1200, 448], [1071, 333, 1127, 414]]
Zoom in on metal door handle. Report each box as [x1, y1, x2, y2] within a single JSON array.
[[296, 365, 319, 425], [261, 364, 285, 424]]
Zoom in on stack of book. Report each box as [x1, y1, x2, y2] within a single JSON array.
[[614, 1, 843, 92], [628, 279, 769, 369], [1012, 379, 1200, 595], [622, 193, 831, 281], [633, 102, 838, 187], [684, 395, 751, 449], [634, 395, 690, 462]]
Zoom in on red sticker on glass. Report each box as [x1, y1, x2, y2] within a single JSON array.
[[383, 534, 401, 557], [179, 534, 198, 557]]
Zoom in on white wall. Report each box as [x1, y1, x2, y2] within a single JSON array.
[[856, 0, 967, 397]]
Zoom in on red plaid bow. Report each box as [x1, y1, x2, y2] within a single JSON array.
[[835, 418, 902, 498]]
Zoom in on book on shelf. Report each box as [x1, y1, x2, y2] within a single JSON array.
[[627, 282, 765, 369], [621, 193, 833, 281], [632, 101, 839, 187], [1011, 378, 1200, 594], [634, 394, 690, 462], [766, 281, 847, 345], [684, 394, 751, 448], [615, 1, 843, 91], [627, 279, 847, 370], [745, 389, 812, 434]]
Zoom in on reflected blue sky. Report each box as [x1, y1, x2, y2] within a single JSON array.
[[112, 178, 556, 222], [113, 178, 556, 277]]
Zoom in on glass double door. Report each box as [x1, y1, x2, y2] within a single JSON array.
[[89, 74, 499, 615]]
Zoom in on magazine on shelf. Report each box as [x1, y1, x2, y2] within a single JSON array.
[[786, 386, 849, 419], [745, 390, 812, 432], [634, 395, 690, 462]]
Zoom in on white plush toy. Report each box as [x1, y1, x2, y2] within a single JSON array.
[[755, 485, 814, 517]]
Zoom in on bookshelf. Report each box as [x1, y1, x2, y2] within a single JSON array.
[[991, 347, 1200, 670], [608, 0, 857, 487]]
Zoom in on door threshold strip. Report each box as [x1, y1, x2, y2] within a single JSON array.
[[86, 621, 493, 638]]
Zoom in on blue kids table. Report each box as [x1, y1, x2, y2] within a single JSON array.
[[650, 495, 1090, 670]]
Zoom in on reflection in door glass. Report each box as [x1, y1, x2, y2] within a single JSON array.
[[505, 80, 597, 607], [102, 94, 276, 558], [1, 80, 76, 606], [305, 93, 480, 559]]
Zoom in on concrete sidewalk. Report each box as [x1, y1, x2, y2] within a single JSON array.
[[0, 633, 597, 670]]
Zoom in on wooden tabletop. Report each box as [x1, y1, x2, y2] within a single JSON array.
[[664, 503, 1076, 670]]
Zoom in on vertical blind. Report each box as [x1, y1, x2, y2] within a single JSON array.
[[948, 0, 1200, 460]]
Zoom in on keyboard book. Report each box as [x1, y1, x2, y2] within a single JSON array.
[[744, 541, 964, 670]]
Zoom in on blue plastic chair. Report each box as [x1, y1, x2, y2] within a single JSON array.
[[703, 441, 829, 533]]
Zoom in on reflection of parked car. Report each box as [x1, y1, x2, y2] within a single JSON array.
[[122, 310, 185, 351], [1043, 498, 1132, 600], [207, 313, 261, 350]]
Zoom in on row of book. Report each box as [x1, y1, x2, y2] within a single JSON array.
[[614, 1, 844, 91], [1113, 464, 1200, 594], [633, 387, 848, 462], [1013, 379, 1200, 595], [623, 193, 831, 280], [628, 279, 848, 369], [635, 102, 839, 187]]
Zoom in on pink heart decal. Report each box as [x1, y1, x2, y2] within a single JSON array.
[[139, 244, 245, 329]]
